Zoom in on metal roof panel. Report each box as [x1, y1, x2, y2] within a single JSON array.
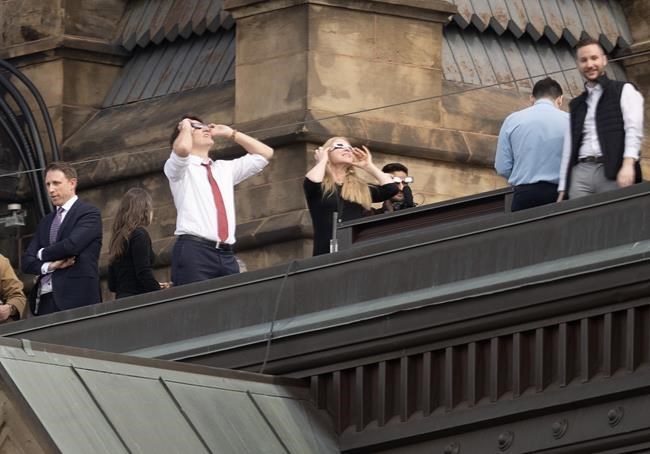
[[448, 0, 632, 51], [0, 357, 129, 453], [116, 0, 227, 50], [442, 25, 627, 97], [487, 0, 509, 34], [0, 342, 337, 454], [103, 29, 235, 108], [539, 0, 565, 43]]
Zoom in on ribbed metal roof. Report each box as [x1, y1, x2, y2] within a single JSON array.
[[115, 0, 231, 51], [0, 339, 338, 453], [447, 0, 632, 52], [442, 23, 627, 97], [102, 0, 636, 107], [102, 29, 235, 107]]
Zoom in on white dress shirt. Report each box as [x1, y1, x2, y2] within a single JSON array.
[[164, 152, 268, 244], [39, 195, 79, 293], [558, 83, 644, 192]]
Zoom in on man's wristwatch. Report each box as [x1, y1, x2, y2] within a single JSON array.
[[8, 305, 18, 320]]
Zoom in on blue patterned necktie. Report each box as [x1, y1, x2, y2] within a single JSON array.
[[49, 207, 64, 245]]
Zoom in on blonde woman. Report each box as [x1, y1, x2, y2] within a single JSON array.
[[304, 137, 398, 255]]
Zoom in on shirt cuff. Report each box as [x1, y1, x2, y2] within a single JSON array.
[[41, 262, 52, 275], [37, 248, 43, 260], [623, 150, 640, 160]]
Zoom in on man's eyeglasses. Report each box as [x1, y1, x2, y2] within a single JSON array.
[[392, 176, 414, 184]]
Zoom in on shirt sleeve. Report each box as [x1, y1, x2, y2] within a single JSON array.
[[369, 183, 399, 203], [494, 117, 513, 179], [557, 121, 572, 192], [164, 151, 191, 182], [303, 177, 323, 202], [621, 83, 644, 160], [230, 154, 269, 185]]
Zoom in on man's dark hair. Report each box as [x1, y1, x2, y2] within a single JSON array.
[[45, 161, 77, 181], [169, 115, 204, 147], [575, 37, 604, 53], [532, 77, 563, 100], [382, 162, 409, 174]]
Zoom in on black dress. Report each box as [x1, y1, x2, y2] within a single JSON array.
[[108, 227, 160, 298], [304, 178, 398, 256]]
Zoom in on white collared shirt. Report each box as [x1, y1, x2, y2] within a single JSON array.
[[558, 82, 644, 191], [164, 152, 268, 243], [39, 195, 79, 289]]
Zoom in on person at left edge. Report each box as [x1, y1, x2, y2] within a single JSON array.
[[0, 254, 26, 322], [165, 116, 273, 286], [22, 161, 102, 315]]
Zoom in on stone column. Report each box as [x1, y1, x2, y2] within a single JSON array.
[[225, 0, 455, 144], [0, 0, 128, 146], [222, 0, 458, 266]]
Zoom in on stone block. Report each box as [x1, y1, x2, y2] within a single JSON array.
[[235, 177, 306, 223], [234, 143, 309, 191], [441, 81, 530, 135], [237, 238, 311, 271], [308, 5, 375, 60], [16, 59, 64, 109], [62, 105, 97, 141], [308, 52, 442, 127], [63, 59, 122, 107], [374, 13, 442, 68], [235, 52, 308, 122], [63, 0, 127, 40], [235, 3, 308, 65], [621, 0, 650, 43], [0, 0, 63, 48], [254, 209, 311, 246], [463, 131, 499, 167]]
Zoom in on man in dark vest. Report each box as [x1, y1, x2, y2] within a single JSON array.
[[557, 38, 644, 200]]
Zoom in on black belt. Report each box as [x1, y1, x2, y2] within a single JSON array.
[[178, 234, 233, 251], [578, 156, 604, 164]]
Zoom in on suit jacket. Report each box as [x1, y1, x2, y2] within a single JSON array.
[[22, 199, 102, 311]]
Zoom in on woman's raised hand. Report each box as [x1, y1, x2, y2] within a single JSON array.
[[352, 145, 372, 169], [315, 146, 329, 163]]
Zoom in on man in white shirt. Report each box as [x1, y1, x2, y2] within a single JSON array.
[[165, 116, 273, 285], [557, 38, 644, 200]]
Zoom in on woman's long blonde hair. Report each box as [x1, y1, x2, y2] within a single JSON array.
[[320, 137, 372, 210]]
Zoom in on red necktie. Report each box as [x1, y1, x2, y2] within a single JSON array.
[[202, 162, 229, 242]]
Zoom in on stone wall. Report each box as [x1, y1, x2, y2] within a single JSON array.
[[2, 0, 650, 302]]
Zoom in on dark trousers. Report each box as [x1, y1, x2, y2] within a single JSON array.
[[511, 182, 558, 212], [37, 292, 60, 315], [171, 236, 240, 286]]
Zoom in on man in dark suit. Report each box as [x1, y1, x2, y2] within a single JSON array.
[[22, 161, 102, 315]]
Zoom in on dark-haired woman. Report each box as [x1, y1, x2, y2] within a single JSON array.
[[108, 188, 169, 299]]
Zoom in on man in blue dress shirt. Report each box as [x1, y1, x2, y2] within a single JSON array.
[[495, 77, 569, 211]]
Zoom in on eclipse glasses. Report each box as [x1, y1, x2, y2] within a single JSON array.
[[190, 121, 208, 129], [392, 176, 414, 184]]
